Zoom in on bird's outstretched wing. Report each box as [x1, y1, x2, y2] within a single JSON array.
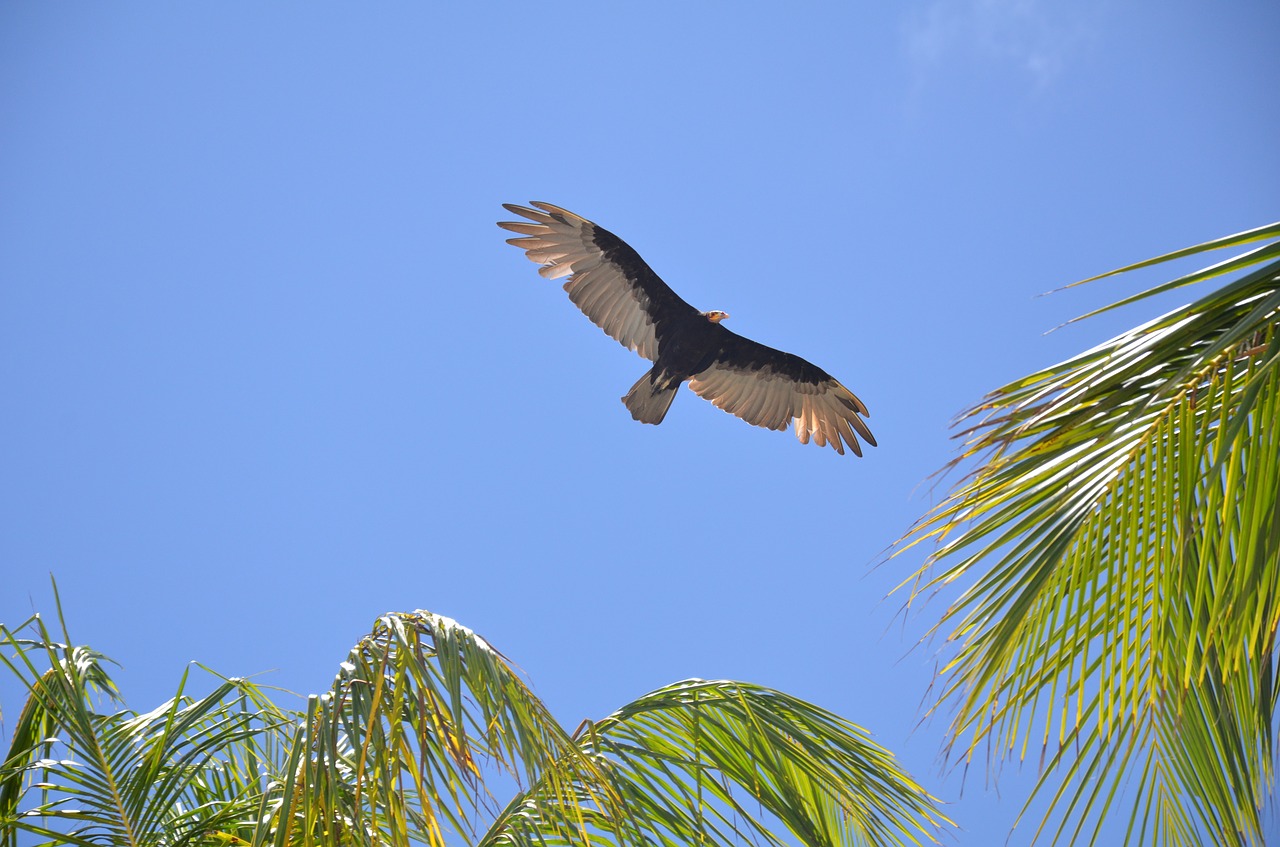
[[687, 327, 876, 456], [498, 202, 698, 361]]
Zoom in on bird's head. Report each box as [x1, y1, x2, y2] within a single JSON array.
[[702, 310, 730, 323]]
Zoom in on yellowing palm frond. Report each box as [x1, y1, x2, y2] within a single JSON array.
[[897, 222, 1280, 846]]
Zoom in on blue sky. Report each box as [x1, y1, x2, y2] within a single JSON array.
[[2, 2, 1278, 843]]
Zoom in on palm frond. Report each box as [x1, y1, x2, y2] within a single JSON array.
[[896, 222, 1280, 845], [6, 598, 947, 847], [483, 679, 948, 847], [277, 611, 624, 847], [0, 602, 291, 847]]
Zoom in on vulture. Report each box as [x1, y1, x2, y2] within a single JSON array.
[[498, 202, 876, 456]]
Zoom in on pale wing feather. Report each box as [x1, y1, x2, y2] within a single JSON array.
[[688, 363, 874, 456], [499, 203, 660, 360]]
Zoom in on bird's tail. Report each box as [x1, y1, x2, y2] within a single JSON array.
[[622, 369, 678, 425]]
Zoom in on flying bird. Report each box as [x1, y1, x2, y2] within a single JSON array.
[[498, 202, 876, 456]]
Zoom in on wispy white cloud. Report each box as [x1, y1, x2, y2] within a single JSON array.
[[904, 0, 1097, 88]]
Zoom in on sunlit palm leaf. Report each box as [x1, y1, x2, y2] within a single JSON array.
[[483, 679, 947, 847], [6, 599, 947, 847], [0, 610, 290, 847], [279, 611, 627, 847], [896, 223, 1280, 845]]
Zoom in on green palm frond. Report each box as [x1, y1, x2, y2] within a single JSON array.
[[280, 610, 623, 847], [4, 598, 948, 847], [896, 222, 1280, 846], [298, 615, 946, 847], [483, 679, 947, 847], [0, 607, 291, 847]]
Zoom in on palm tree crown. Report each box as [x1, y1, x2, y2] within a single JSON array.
[[1, 595, 947, 847]]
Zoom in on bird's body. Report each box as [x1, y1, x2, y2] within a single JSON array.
[[499, 202, 876, 455]]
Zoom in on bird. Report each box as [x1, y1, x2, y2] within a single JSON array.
[[498, 202, 876, 456]]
